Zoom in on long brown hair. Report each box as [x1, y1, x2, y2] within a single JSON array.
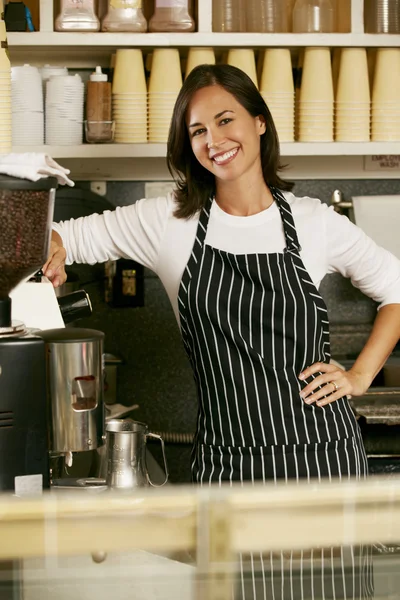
[[167, 63, 294, 220]]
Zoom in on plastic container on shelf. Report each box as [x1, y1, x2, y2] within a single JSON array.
[[148, 0, 195, 32], [55, 0, 100, 32], [101, 0, 147, 32], [213, 0, 246, 32], [364, 0, 400, 33], [292, 0, 335, 32], [246, 0, 288, 32], [86, 66, 112, 124]]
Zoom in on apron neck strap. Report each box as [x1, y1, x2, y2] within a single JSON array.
[[198, 188, 302, 254]]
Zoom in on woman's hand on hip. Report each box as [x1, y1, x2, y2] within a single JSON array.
[[42, 231, 67, 288], [298, 362, 371, 407]]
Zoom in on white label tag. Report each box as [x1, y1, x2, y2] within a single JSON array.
[[364, 155, 400, 171], [14, 474, 43, 497]]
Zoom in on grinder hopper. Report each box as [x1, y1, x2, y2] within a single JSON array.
[[0, 174, 57, 332]]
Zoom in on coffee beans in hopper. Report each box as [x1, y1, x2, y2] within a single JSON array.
[[0, 190, 51, 298]]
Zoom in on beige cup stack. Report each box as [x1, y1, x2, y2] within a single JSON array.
[[148, 49, 183, 143], [371, 48, 400, 141], [112, 49, 147, 144], [259, 49, 295, 142], [335, 48, 371, 142], [298, 47, 334, 142], [227, 49, 258, 88], [0, 20, 11, 155], [185, 47, 216, 78]]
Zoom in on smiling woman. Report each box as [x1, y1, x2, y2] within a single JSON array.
[[46, 63, 400, 600], [167, 64, 293, 219]]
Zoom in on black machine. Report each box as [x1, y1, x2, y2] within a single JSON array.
[[0, 174, 58, 493]]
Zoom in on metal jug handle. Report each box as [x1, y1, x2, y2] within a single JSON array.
[[145, 433, 169, 487]]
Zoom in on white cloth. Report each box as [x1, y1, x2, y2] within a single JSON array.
[[52, 191, 400, 322], [0, 153, 74, 187]]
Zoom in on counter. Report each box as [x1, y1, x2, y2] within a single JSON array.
[[1, 477, 400, 599]]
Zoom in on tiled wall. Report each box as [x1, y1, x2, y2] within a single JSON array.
[[58, 178, 400, 483]]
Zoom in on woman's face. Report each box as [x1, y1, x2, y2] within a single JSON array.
[[186, 84, 266, 183]]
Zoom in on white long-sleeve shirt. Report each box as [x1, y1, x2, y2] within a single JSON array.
[[53, 190, 400, 322]]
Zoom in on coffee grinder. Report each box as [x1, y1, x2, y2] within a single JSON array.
[[0, 174, 58, 493]]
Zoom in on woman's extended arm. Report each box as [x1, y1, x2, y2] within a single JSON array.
[[42, 195, 172, 288]]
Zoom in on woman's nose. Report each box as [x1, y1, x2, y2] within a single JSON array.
[[206, 134, 225, 150]]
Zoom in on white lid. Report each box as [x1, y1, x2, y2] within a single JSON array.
[[90, 66, 108, 82]]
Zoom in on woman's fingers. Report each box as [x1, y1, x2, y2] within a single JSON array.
[[299, 362, 336, 380], [43, 241, 67, 287], [300, 370, 341, 398], [299, 362, 351, 406]]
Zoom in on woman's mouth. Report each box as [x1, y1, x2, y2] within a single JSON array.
[[211, 147, 239, 166]]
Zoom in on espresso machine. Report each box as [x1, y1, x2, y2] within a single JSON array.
[[0, 174, 105, 493]]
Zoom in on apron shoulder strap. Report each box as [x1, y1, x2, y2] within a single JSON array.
[[270, 186, 302, 255]]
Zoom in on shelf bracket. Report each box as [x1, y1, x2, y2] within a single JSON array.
[[197, 0, 212, 33], [39, 0, 54, 32]]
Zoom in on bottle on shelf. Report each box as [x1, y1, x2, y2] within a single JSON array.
[[148, 0, 195, 32], [102, 0, 148, 32], [292, 0, 335, 32], [212, 0, 246, 32], [55, 0, 100, 31], [85, 66, 114, 143]]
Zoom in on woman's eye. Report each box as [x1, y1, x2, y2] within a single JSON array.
[[192, 128, 205, 137], [220, 118, 232, 126]]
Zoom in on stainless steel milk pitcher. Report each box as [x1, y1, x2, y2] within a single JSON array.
[[106, 419, 168, 489]]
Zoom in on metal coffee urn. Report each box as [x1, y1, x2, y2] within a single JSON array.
[[36, 328, 105, 470]]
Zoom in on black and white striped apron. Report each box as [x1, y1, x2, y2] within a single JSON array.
[[178, 187, 373, 599]]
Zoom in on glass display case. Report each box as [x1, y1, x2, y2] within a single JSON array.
[[0, 477, 400, 600]]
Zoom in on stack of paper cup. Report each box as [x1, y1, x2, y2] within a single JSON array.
[[259, 49, 294, 142], [227, 49, 258, 88], [335, 48, 370, 142], [298, 47, 334, 142], [0, 21, 11, 155], [185, 47, 215, 79], [40, 65, 68, 94], [148, 49, 182, 143], [45, 74, 84, 145], [112, 49, 147, 144], [371, 48, 400, 141], [11, 65, 44, 146]]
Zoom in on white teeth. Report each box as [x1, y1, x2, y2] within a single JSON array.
[[213, 148, 238, 163]]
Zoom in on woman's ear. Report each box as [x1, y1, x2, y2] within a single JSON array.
[[256, 115, 267, 135]]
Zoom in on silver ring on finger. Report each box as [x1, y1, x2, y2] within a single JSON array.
[[331, 380, 339, 392]]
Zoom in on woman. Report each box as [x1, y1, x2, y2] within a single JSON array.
[[45, 64, 400, 597]]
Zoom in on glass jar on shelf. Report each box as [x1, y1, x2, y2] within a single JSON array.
[[55, 0, 100, 32], [292, 0, 335, 32], [212, 0, 246, 32], [246, 0, 288, 32], [102, 0, 147, 32], [149, 0, 195, 32]]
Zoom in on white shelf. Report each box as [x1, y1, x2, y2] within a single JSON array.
[[7, 32, 400, 49], [11, 143, 400, 159], [11, 144, 166, 159], [282, 142, 400, 156]]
